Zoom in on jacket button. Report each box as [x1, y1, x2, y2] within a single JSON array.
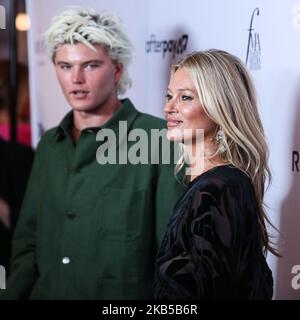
[[62, 257, 70, 264], [67, 211, 76, 219]]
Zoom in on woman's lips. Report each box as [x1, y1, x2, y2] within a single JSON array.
[[167, 120, 183, 127]]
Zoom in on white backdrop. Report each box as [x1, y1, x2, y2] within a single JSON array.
[[27, 0, 300, 299]]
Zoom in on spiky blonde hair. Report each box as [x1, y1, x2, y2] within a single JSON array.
[[44, 7, 133, 95]]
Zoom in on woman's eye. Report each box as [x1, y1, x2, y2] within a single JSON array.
[[165, 94, 172, 101], [181, 95, 192, 101]]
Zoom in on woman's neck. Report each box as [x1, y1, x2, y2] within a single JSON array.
[[185, 142, 227, 181]]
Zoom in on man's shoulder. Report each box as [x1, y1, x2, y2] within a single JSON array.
[[35, 126, 59, 151], [40, 126, 58, 141]]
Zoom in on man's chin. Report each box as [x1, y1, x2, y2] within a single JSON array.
[[71, 105, 96, 113]]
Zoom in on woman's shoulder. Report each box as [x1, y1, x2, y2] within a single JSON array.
[[181, 165, 258, 230], [190, 165, 252, 192], [186, 165, 256, 211]]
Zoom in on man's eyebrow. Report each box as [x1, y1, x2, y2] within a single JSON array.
[[82, 60, 103, 64], [56, 60, 103, 65], [56, 61, 68, 64]]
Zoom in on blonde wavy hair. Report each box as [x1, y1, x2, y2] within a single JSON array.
[[172, 49, 279, 256], [44, 7, 133, 95]]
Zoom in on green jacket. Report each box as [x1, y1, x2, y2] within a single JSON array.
[[1, 99, 184, 299]]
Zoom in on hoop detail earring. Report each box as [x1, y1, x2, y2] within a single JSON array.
[[215, 128, 226, 153]]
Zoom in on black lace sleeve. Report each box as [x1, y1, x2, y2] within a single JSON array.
[[188, 188, 236, 298]]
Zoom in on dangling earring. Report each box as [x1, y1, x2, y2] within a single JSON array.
[[215, 128, 226, 153]]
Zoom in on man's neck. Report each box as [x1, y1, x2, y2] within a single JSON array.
[[73, 99, 122, 131]]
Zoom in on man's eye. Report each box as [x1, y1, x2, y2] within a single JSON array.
[[181, 95, 192, 101], [60, 65, 71, 70], [85, 63, 99, 70]]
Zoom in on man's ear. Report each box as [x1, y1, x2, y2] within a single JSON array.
[[114, 63, 124, 84]]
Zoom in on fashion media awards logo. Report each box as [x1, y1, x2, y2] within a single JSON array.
[[246, 8, 261, 71], [146, 34, 189, 59], [0, 265, 6, 289], [0, 5, 6, 29]]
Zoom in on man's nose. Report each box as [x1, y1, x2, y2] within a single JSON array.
[[72, 68, 85, 84]]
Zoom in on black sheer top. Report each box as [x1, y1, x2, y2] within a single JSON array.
[[154, 165, 273, 299]]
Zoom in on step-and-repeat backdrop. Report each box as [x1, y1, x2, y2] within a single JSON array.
[[27, 0, 300, 299]]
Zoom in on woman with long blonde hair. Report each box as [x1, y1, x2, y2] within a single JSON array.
[[154, 49, 277, 299]]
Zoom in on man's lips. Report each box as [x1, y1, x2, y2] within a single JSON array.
[[70, 90, 90, 99]]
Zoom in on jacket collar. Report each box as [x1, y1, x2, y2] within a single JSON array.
[[52, 98, 139, 142]]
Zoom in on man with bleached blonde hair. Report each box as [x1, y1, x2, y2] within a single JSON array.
[[1, 7, 184, 299]]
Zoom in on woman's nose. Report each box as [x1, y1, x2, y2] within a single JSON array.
[[164, 98, 178, 115]]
